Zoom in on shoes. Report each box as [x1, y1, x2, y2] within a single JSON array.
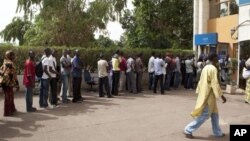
[[215, 133, 225, 138], [27, 107, 37, 112], [52, 105, 58, 109], [99, 95, 105, 97], [183, 132, 194, 139], [108, 95, 114, 98]]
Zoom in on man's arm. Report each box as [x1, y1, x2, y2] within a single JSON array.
[[211, 67, 227, 103]]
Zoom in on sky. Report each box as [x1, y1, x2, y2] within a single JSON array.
[[0, 0, 134, 43]]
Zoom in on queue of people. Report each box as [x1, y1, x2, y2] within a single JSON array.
[[0, 48, 250, 119]]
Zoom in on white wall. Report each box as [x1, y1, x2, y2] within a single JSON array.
[[238, 5, 250, 42]]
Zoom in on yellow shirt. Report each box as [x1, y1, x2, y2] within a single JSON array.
[[191, 64, 223, 118], [112, 57, 120, 71]]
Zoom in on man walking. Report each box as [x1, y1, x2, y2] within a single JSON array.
[[23, 51, 37, 112], [97, 54, 113, 98], [184, 53, 227, 139]]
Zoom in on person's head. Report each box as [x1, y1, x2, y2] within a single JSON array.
[[137, 52, 142, 58], [151, 51, 155, 57], [51, 49, 57, 57], [63, 49, 68, 57], [207, 53, 218, 65], [66, 49, 71, 56], [75, 49, 80, 57], [5, 50, 15, 61], [99, 53, 103, 59], [115, 49, 120, 55], [28, 50, 35, 60], [44, 48, 51, 57], [120, 51, 124, 57], [198, 56, 203, 62]]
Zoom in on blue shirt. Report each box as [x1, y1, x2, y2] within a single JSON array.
[[72, 56, 84, 78]]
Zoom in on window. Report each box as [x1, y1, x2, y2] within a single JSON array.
[[220, 2, 229, 17]]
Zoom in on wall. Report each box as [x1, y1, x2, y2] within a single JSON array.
[[207, 14, 239, 57]]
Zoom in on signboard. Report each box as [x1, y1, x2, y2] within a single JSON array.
[[195, 33, 218, 45], [239, 0, 250, 6]]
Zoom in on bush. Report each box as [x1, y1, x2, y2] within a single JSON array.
[[0, 45, 193, 74]]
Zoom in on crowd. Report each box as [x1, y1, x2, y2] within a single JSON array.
[[1, 48, 250, 139], [0, 48, 250, 118]]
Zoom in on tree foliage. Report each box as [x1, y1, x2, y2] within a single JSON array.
[[121, 0, 193, 48], [0, 17, 32, 45], [15, 0, 127, 46]]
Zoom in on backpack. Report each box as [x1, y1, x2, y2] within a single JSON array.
[[35, 58, 44, 78]]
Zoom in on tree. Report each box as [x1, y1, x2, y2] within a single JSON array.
[[16, 0, 127, 47], [121, 0, 193, 48], [0, 17, 32, 45]]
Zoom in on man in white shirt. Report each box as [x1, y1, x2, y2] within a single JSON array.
[[126, 55, 137, 94], [185, 55, 194, 89], [148, 52, 155, 90], [153, 54, 165, 94], [97, 54, 113, 98], [39, 48, 52, 108], [49, 49, 60, 108]]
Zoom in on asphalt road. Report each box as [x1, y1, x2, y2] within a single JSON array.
[[0, 89, 250, 141]]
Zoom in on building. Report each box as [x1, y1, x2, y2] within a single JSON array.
[[193, 0, 250, 86]]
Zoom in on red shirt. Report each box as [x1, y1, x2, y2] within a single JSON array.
[[120, 57, 127, 71], [23, 59, 36, 87]]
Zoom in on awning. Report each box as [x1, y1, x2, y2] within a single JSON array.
[[195, 33, 218, 46]]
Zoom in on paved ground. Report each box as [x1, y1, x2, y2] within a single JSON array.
[[0, 88, 250, 141]]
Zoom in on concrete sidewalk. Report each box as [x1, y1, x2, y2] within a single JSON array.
[[0, 89, 250, 141]]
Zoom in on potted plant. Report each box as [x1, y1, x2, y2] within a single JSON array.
[[225, 58, 238, 94]]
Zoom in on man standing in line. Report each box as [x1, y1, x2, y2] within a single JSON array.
[[60, 49, 73, 98], [97, 54, 114, 98], [60, 49, 72, 103], [153, 54, 165, 94], [119, 51, 127, 93], [111, 51, 120, 96], [135, 53, 144, 93], [49, 49, 60, 108], [148, 52, 155, 90], [126, 55, 137, 94], [184, 55, 194, 90], [23, 51, 37, 112], [184, 53, 226, 139], [40, 48, 52, 108], [72, 50, 84, 103]]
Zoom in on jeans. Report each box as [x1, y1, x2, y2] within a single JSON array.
[[148, 72, 154, 90], [50, 78, 58, 105], [127, 71, 136, 93], [185, 72, 194, 89], [72, 77, 82, 101], [165, 72, 172, 90], [61, 73, 70, 101], [154, 74, 164, 94], [25, 86, 33, 111], [136, 72, 143, 92], [40, 79, 49, 107], [119, 71, 126, 91], [99, 76, 111, 97], [112, 71, 120, 95], [174, 71, 180, 88], [184, 106, 224, 137]]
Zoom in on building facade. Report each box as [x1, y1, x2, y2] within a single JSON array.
[[193, 0, 250, 86]]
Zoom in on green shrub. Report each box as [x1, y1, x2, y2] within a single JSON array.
[[0, 45, 193, 74]]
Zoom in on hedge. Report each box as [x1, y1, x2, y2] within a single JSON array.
[[0, 45, 193, 74]]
